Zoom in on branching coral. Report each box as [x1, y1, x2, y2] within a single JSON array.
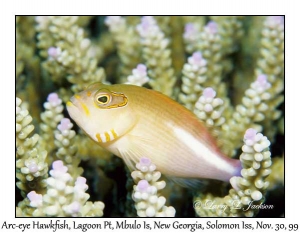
[[39, 93, 64, 153], [220, 74, 276, 156], [126, 64, 150, 86], [16, 16, 284, 217], [184, 21, 225, 97], [105, 16, 142, 82], [136, 16, 176, 97], [54, 118, 83, 178], [25, 160, 104, 217], [255, 16, 284, 141], [16, 97, 48, 196], [194, 87, 225, 138], [194, 128, 272, 217], [131, 158, 176, 217], [209, 16, 244, 55], [16, 96, 104, 217], [179, 51, 208, 110], [36, 16, 106, 94]]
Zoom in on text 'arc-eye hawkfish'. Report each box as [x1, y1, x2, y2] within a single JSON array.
[[66, 83, 242, 185]]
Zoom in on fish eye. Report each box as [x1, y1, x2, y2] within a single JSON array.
[[94, 89, 128, 109], [96, 94, 110, 104]]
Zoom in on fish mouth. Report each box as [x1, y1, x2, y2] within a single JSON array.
[[66, 97, 81, 120], [66, 100, 75, 108], [66, 98, 79, 111], [67, 95, 81, 109], [67, 95, 90, 117]]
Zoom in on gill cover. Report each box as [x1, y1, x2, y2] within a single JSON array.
[[88, 85, 137, 144]]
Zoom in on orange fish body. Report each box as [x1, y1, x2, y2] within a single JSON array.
[[67, 83, 241, 183]]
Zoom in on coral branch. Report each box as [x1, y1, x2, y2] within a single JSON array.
[[220, 74, 277, 156], [16, 97, 48, 195], [137, 16, 176, 97], [126, 64, 150, 86], [54, 118, 83, 178], [105, 16, 141, 82], [36, 16, 106, 93], [195, 128, 272, 217], [179, 52, 207, 110], [131, 158, 176, 217], [39, 93, 64, 152], [194, 87, 225, 137], [25, 160, 104, 217]]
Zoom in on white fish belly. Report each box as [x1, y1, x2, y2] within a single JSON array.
[[107, 122, 239, 182]]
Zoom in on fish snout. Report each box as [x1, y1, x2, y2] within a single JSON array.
[[68, 95, 90, 116]]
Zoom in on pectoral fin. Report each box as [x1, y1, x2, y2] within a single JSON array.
[[117, 132, 164, 172], [117, 134, 154, 171]]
